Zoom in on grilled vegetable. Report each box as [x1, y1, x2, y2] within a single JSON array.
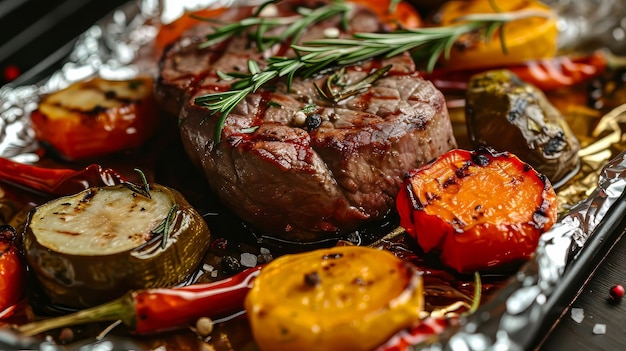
[[435, 0, 558, 70], [465, 69, 581, 186], [423, 50, 608, 92], [30, 76, 160, 161], [16, 266, 262, 336], [0, 225, 25, 314], [244, 245, 424, 351], [396, 148, 558, 273], [22, 182, 211, 308], [0, 158, 124, 196]]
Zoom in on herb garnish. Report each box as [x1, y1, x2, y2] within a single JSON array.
[[197, 2, 350, 51], [153, 204, 179, 249], [314, 64, 392, 103], [194, 6, 552, 143], [122, 168, 151, 199]]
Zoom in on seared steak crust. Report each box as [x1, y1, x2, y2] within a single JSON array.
[[157, 0, 457, 242]]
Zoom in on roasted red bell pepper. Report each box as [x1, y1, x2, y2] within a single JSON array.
[[0, 157, 124, 196], [29, 77, 160, 161], [0, 225, 26, 317], [396, 148, 558, 273], [423, 50, 608, 92], [16, 265, 263, 336]]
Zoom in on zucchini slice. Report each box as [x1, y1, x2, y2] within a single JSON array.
[[23, 184, 211, 308]]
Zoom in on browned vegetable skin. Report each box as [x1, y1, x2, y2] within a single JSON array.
[[465, 69, 580, 187], [22, 184, 211, 308], [396, 147, 558, 273], [245, 245, 424, 351]]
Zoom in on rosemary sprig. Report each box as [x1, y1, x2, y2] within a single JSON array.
[[153, 204, 179, 249], [195, 9, 552, 143], [122, 168, 151, 199], [314, 64, 392, 103], [198, 2, 351, 51]]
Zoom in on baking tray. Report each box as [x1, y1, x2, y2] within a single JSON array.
[[1, 0, 626, 350]]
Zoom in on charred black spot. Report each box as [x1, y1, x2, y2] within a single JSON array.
[[61, 202, 71, 206], [80, 190, 96, 203], [304, 271, 321, 287], [523, 163, 532, 172], [425, 192, 441, 203], [506, 95, 529, 122], [92, 105, 106, 115], [305, 113, 322, 131], [104, 90, 117, 99], [543, 130, 566, 156], [322, 262, 336, 271], [474, 204, 482, 211], [442, 176, 457, 188], [471, 154, 491, 167], [455, 162, 472, 178]]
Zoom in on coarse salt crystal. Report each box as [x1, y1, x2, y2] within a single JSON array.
[[240, 252, 258, 267], [593, 324, 606, 335], [571, 307, 584, 323]]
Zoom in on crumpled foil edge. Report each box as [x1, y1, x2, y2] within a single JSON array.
[[1, 1, 626, 350]]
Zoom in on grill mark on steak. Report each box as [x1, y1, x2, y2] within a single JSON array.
[[157, 0, 457, 242]]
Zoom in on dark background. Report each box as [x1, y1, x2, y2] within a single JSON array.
[[0, 0, 129, 87]]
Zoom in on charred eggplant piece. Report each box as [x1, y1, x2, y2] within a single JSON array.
[[465, 69, 580, 186], [22, 184, 210, 308]]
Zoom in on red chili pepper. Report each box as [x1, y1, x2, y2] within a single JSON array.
[[132, 265, 262, 333], [423, 50, 608, 92], [0, 157, 125, 195], [16, 265, 263, 336], [0, 225, 26, 316], [375, 316, 456, 351]]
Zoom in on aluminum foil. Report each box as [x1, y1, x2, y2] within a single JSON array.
[[1, 1, 626, 350], [544, 0, 626, 55]]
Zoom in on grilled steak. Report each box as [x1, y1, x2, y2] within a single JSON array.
[[156, 0, 457, 242]]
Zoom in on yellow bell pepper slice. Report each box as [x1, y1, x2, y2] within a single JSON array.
[[245, 245, 424, 351], [437, 0, 558, 70]]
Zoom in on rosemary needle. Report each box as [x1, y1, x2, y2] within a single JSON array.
[[194, 8, 553, 143]]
